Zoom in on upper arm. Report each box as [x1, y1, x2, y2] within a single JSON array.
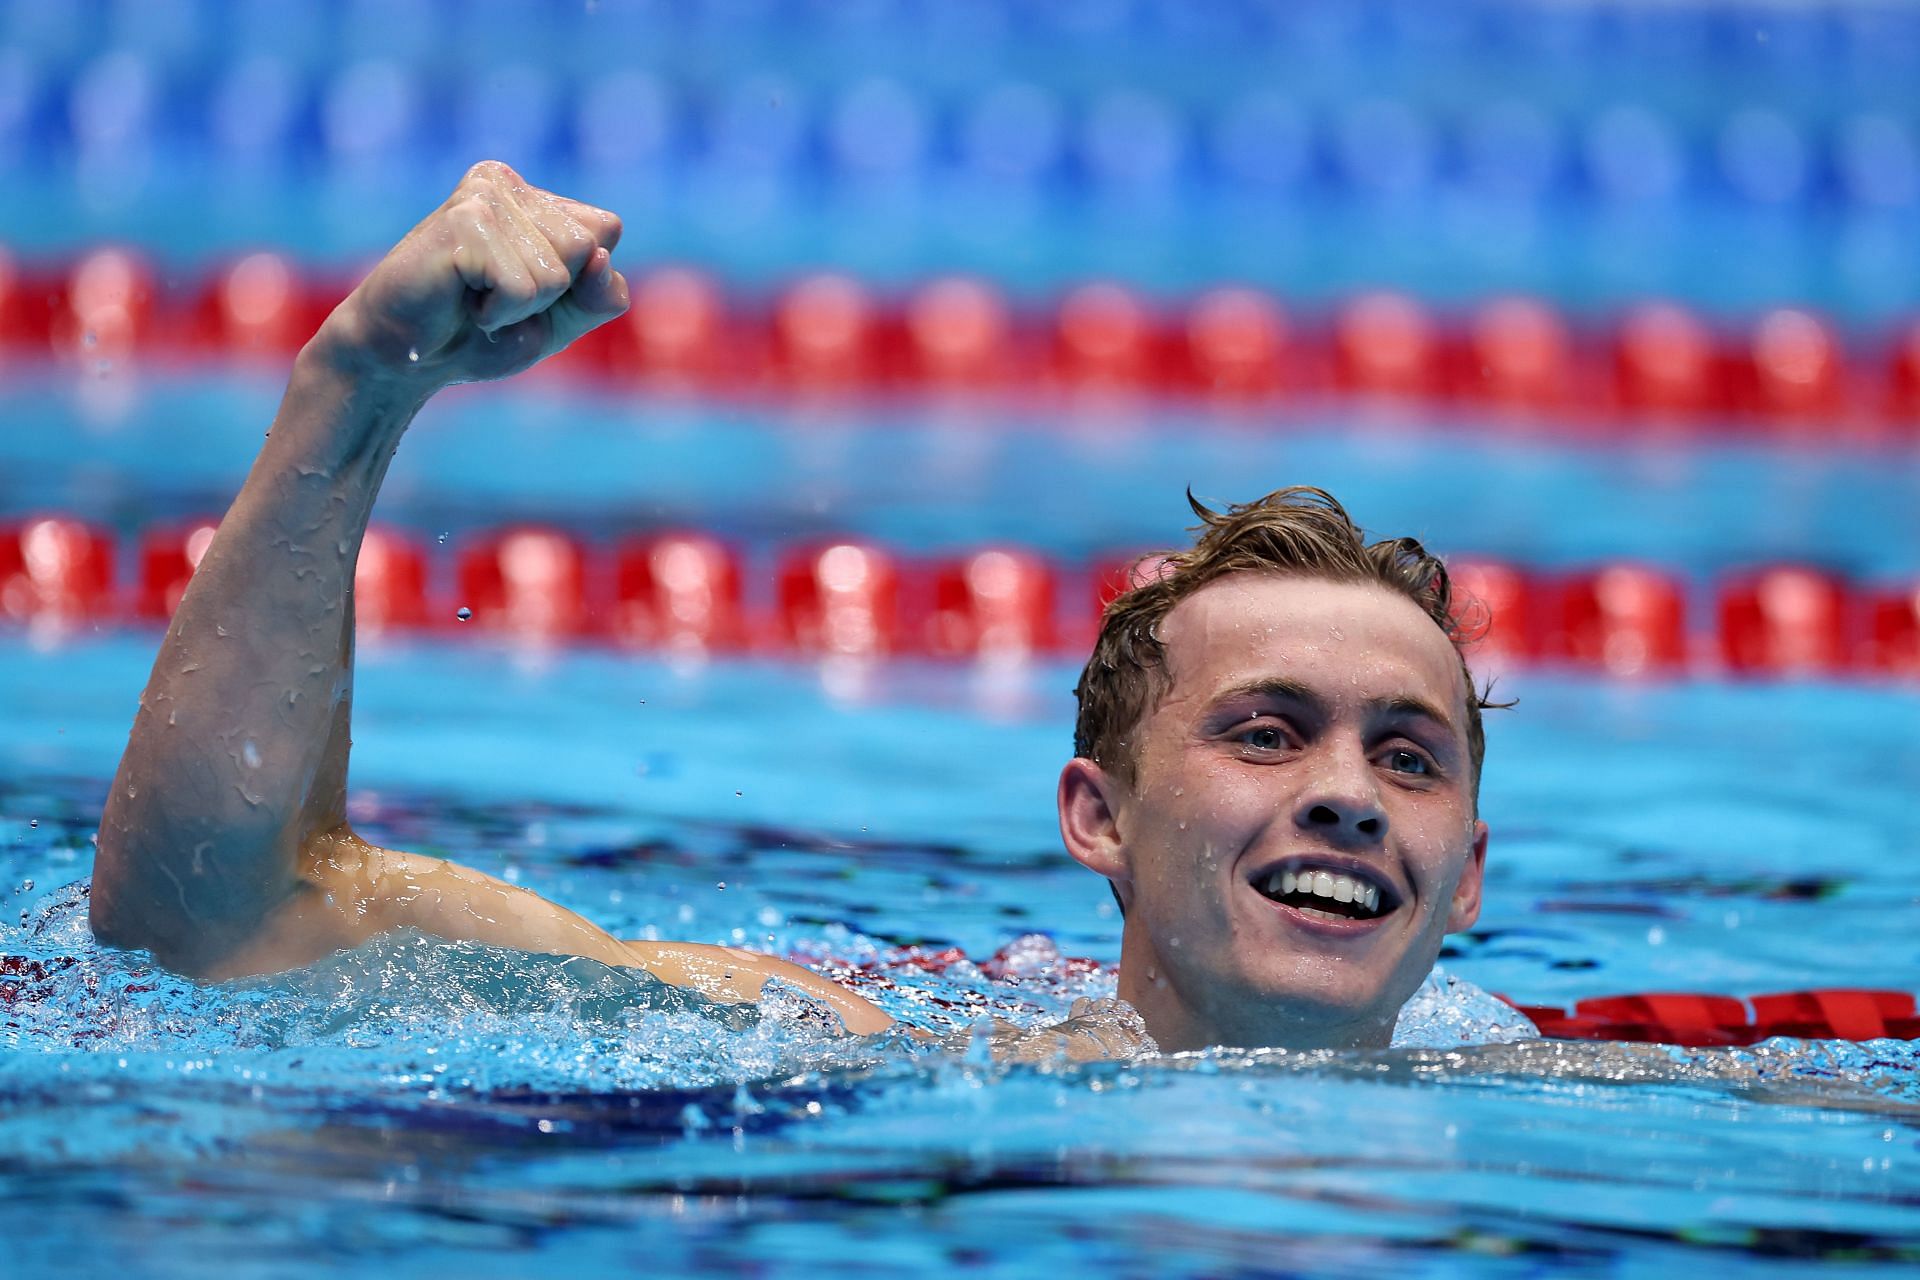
[[144, 828, 897, 1039], [197, 828, 641, 981]]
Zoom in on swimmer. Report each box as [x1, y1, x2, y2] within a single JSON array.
[[89, 163, 1496, 1059]]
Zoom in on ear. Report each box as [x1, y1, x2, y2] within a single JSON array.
[[1057, 757, 1132, 906], [1445, 819, 1489, 932]]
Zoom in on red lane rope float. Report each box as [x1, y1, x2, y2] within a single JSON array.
[[1335, 291, 1443, 401], [9, 249, 1920, 434], [1183, 286, 1292, 400], [1502, 988, 1920, 1047], [8, 515, 1920, 681], [51, 247, 158, 363], [1461, 296, 1581, 413], [1551, 565, 1691, 677], [355, 526, 430, 635], [613, 531, 747, 653], [0, 517, 115, 624], [1613, 301, 1727, 419], [1718, 565, 1853, 677], [906, 276, 1015, 389], [927, 547, 1058, 660], [777, 540, 903, 657], [456, 526, 597, 641]]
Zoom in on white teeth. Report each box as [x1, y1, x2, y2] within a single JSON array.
[[1260, 867, 1387, 915]]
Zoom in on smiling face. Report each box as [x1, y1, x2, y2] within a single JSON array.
[[1058, 573, 1488, 1052]]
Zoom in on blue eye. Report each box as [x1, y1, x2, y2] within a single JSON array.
[[1240, 725, 1285, 751], [1383, 748, 1430, 775]]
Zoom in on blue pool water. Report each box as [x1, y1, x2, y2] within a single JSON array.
[[7, 389, 1920, 1273]]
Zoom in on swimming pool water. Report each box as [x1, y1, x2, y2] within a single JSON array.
[[9, 373, 1920, 577], [5, 621, 1920, 1277]]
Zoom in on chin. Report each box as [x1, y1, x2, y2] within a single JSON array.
[[1223, 963, 1404, 1043]]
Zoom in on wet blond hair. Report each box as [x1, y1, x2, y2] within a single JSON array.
[[1072, 485, 1503, 804]]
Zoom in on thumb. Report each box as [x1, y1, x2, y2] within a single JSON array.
[[542, 247, 631, 358]]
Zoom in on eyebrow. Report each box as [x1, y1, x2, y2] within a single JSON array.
[[1212, 678, 1462, 741]]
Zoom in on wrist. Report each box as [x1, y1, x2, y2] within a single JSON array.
[[271, 338, 429, 476], [302, 300, 445, 410]]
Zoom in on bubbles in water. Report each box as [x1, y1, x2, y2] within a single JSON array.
[[456, 607, 473, 622], [406, 347, 420, 363], [28, 819, 37, 829], [436, 532, 449, 545], [1392, 967, 1537, 1048]]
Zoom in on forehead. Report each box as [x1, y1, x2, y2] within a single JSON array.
[[1155, 574, 1468, 718]]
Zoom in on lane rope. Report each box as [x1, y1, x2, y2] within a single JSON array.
[[6, 249, 1920, 434], [4, 514, 1920, 680]]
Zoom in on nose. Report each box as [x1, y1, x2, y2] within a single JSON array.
[[1294, 747, 1389, 845]]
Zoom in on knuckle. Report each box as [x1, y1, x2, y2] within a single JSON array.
[[446, 193, 495, 230]]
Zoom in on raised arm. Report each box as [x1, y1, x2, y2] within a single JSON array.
[[87, 164, 892, 1035], [89, 162, 634, 974]]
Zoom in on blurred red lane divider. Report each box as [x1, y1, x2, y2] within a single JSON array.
[[1501, 988, 1920, 1047], [6, 249, 1920, 435], [7, 515, 1920, 681]]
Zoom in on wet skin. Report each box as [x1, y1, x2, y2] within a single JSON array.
[[1058, 576, 1489, 1053]]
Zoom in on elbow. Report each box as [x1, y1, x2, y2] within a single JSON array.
[[87, 883, 209, 978], [85, 824, 237, 977], [86, 829, 138, 951], [86, 890, 133, 951], [86, 855, 162, 960]]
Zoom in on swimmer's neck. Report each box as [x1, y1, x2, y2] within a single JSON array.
[[1116, 960, 1398, 1054]]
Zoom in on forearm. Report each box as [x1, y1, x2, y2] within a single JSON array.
[[92, 344, 424, 970]]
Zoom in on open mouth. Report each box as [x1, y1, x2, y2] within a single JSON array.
[[1252, 865, 1394, 923]]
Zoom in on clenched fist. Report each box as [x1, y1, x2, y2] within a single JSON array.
[[314, 161, 629, 393]]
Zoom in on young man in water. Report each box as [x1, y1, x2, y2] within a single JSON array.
[[90, 163, 1494, 1057]]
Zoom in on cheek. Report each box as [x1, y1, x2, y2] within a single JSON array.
[[1393, 802, 1475, 884]]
